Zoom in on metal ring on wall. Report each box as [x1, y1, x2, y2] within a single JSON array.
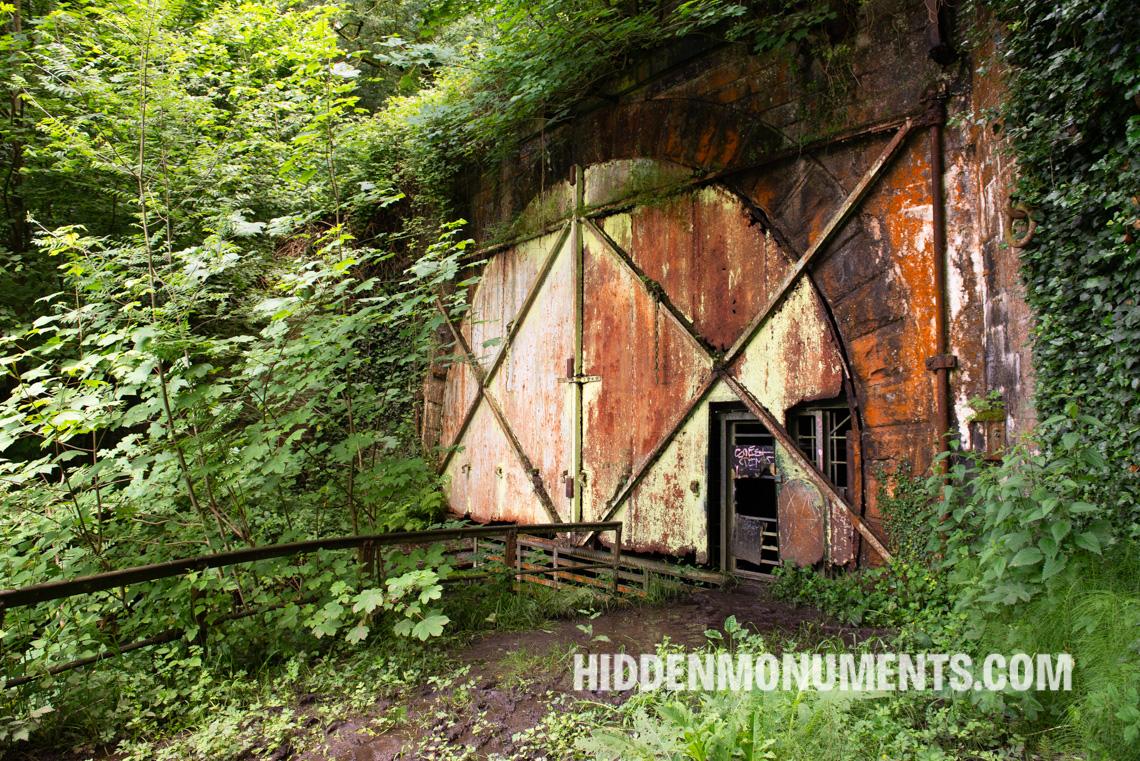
[[1006, 202, 1037, 248]]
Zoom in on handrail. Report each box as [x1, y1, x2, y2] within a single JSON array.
[[0, 521, 622, 610]]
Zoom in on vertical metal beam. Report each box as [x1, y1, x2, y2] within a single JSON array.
[[610, 523, 622, 594], [572, 164, 586, 523], [505, 528, 518, 586], [926, 98, 954, 467]]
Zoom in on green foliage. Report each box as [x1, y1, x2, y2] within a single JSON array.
[[937, 409, 1138, 614], [579, 622, 1026, 761], [876, 461, 941, 563], [769, 405, 1140, 756], [0, 0, 483, 752], [967, 390, 1006, 423], [926, 410, 1140, 756], [771, 560, 954, 644], [983, 547, 1140, 758], [984, 0, 1140, 461], [350, 0, 845, 217]]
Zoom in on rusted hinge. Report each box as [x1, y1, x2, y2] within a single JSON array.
[[925, 354, 958, 371]]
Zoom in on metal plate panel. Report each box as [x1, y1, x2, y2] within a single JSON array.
[[615, 395, 713, 561], [731, 515, 769, 565], [439, 358, 479, 449], [581, 226, 709, 523], [601, 186, 792, 351], [464, 230, 565, 368], [488, 241, 575, 520], [444, 401, 547, 525], [777, 479, 825, 567], [732, 278, 845, 415], [828, 501, 857, 566]]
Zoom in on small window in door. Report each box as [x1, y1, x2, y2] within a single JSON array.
[[790, 403, 852, 497]]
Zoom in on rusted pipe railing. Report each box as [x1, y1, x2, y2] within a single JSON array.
[[0, 521, 622, 688], [0, 522, 621, 611]]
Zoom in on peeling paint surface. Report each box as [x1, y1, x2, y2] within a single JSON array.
[[777, 479, 824, 566], [425, 7, 1040, 573], [487, 241, 576, 520], [603, 186, 791, 351], [439, 356, 479, 450], [463, 230, 564, 368], [444, 402, 547, 525], [733, 278, 845, 415], [617, 396, 712, 561], [441, 163, 883, 565], [828, 502, 857, 566], [581, 224, 709, 524]]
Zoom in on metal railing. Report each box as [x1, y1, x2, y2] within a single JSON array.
[[0, 521, 622, 688]]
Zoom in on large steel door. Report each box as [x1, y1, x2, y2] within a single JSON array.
[[438, 151, 910, 566]]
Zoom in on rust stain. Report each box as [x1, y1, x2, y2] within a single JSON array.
[[618, 395, 712, 561], [732, 278, 845, 416], [439, 358, 479, 449], [580, 225, 708, 525], [855, 140, 938, 438], [444, 402, 548, 525], [828, 501, 857, 566], [605, 185, 792, 351], [464, 230, 563, 368], [487, 240, 576, 520]]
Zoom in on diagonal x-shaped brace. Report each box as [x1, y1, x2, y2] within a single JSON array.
[[577, 122, 913, 558], [435, 299, 564, 524]]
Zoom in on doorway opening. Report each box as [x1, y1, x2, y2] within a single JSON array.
[[709, 404, 780, 578]]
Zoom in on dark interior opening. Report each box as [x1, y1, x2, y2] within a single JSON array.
[[709, 404, 781, 577]]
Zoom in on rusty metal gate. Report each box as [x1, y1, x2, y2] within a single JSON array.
[[437, 130, 911, 572]]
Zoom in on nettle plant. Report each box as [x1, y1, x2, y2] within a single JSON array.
[[934, 405, 1133, 618]]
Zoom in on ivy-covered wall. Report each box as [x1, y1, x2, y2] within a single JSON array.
[[986, 0, 1139, 464]]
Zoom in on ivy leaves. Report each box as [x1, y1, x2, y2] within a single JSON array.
[[990, 0, 1140, 466], [936, 408, 1129, 617]]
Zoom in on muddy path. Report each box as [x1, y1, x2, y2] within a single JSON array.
[[304, 584, 885, 761]]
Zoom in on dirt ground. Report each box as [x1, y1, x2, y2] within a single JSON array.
[[301, 584, 884, 761]]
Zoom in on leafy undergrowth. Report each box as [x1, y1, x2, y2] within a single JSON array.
[[6, 578, 608, 759], [579, 623, 1030, 761]]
